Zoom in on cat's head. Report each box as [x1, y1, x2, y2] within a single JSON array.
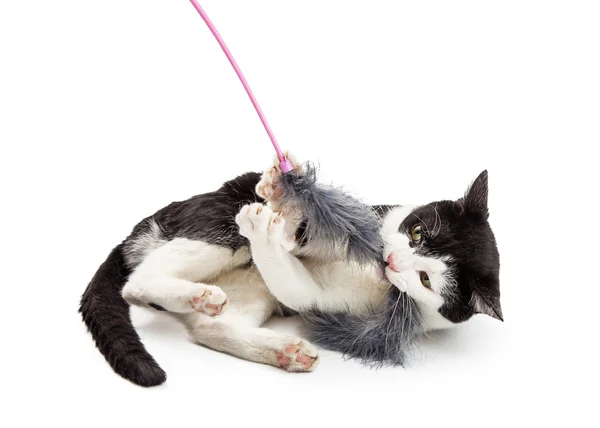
[[383, 171, 501, 328]]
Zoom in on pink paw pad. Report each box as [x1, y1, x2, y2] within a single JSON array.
[[257, 165, 286, 202], [190, 289, 228, 317], [274, 341, 319, 372]]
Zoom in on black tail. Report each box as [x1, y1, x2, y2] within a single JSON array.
[[79, 244, 166, 387]]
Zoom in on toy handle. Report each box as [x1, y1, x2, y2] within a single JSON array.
[[189, 0, 293, 174]]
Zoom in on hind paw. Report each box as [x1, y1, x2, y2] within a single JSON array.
[[190, 286, 228, 317], [272, 339, 319, 372]]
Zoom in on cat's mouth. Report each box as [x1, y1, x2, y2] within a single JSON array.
[[383, 260, 400, 275], [378, 261, 392, 282], [382, 262, 410, 293]]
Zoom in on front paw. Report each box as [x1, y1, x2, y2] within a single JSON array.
[[256, 151, 302, 203], [235, 203, 296, 252]]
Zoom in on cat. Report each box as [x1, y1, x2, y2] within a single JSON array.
[[80, 153, 501, 387]]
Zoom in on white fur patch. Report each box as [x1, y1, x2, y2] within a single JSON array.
[[419, 305, 457, 330], [122, 238, 250, 314], [381, 205, 417, 236]]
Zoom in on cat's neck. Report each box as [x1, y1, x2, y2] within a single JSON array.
[[419, 303, 457, 331]]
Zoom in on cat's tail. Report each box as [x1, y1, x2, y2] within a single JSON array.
[[79, 244, 166, 387]]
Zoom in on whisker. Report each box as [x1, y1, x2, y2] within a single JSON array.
[[398, 292, 406, 352], [377, 281, 395, 305], [411, 212, 431, 235], [432, 203, 442, 237], [385, 287, 403, 351]]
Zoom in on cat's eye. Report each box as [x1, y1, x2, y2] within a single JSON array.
[[420, 272, 431, 288], [411, 224, 422, 242]]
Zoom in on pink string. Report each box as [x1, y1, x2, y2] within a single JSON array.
[[189, 0, 293, 172]]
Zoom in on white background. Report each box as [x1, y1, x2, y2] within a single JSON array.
[[1, 0, 598, 426]]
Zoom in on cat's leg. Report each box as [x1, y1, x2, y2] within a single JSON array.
[[178, 280, 319, 372], [124, 276, 228, 316], [236, 203, 329, 311], [238, 203, 387, 314], [122, 239, 250, 316]]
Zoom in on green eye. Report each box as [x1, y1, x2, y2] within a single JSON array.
[[420, 272, 431, 288], [411, 224, 422, 242]]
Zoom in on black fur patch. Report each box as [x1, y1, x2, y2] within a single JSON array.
[[148, 303, 167, 312], [129, 172, 263, 254]]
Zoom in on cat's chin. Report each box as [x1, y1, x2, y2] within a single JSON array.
[[384, 267, 409, 293]]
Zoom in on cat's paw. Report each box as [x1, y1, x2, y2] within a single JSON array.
[[236, 203, 296, 251], [190, 285, 229, 317], [256, 151, 302, 203], [272, 339, 320, 372]]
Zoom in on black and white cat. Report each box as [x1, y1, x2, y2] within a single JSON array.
[[80, 153, 501, 387]]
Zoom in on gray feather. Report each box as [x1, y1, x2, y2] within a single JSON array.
[[300, 288, 422, 367], [280, 163, 384, 265]]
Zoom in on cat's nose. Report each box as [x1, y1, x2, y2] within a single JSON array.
[[387, 252, 401, 272]]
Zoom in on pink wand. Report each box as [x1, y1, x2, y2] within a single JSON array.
[[189, 0, 293, 174], [188, 0, 385, 266]]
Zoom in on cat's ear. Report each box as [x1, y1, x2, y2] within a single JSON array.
[[471, 289, 503, 322], [458, 170, 489, 218]]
